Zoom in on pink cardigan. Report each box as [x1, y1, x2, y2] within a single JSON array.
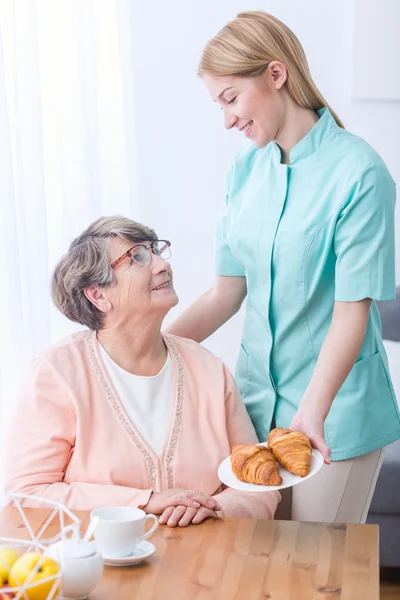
[[4, 331, 279, 519]]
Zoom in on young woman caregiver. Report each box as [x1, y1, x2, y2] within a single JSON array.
[[167, 11, 400, 523]]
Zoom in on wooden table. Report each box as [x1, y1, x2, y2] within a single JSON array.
[[0, 507, 379, 599]]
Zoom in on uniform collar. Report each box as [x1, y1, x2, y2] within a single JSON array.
[[271, 107, 338, 165]]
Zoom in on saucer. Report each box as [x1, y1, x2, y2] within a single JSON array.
[[102, 540, 156, 567]]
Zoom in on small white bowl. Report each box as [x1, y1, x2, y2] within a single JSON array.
[[47, 539, 104, 600]]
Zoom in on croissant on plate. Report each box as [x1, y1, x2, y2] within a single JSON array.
[[231, 444, 283, 486], [267, 428, 312, 477]]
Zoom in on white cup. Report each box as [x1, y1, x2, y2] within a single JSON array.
[[90, 506, 158, 558]]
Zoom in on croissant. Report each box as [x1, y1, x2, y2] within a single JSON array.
[[231, 444, 283, 486], [267, 428, 312, 477]]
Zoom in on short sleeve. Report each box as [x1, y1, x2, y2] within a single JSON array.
[[215, 163, 245, 276], [334, 160, 396, 302]]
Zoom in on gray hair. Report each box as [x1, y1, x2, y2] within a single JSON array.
[[51, 215, 158, 330]]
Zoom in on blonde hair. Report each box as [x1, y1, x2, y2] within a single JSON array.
[[199, 10, 344, 128], [52, 215, 157, 330]]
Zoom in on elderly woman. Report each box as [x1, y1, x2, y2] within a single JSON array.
[[4, 216, 279, 526]]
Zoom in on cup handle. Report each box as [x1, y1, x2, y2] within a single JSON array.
[[142, 514, 158, 541]]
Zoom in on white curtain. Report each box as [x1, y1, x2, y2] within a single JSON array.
[[0, 0, 139, 488]]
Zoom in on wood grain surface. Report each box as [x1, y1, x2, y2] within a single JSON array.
[[0, 507, 379, 599]]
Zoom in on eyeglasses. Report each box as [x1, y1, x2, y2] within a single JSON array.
[[111, 240, 171, 269]]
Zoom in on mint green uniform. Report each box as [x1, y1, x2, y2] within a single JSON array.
[[216, 108, 400, 460]]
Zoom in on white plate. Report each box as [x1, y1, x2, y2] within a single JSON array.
[[218, 443, 324, 492], [102, 540, 156, 567]]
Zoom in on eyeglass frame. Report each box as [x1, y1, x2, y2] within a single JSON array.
[[110, 239, 171, 270]]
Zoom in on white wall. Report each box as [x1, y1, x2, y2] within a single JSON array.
[[129, 0, 400, 372]]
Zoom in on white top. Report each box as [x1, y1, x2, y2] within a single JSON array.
[[99, 344, 173, 456]]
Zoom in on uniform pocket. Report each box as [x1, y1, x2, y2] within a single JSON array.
[[273, 231, 313, 303], [325, 352, 400, 454]]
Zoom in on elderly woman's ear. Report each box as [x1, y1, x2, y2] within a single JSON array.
[[84, 287, 112, 314]]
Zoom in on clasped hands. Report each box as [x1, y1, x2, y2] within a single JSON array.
[[143, 489, 222, 527]]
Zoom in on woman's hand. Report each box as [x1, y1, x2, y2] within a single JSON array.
[[290, 410, 331, 464], [159, 505, 218, 527], [142, 488, 222, 516]]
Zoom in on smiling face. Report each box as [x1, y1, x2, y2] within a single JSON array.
[[91, 237, 179, 327], [203, 63, 287, 148]]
